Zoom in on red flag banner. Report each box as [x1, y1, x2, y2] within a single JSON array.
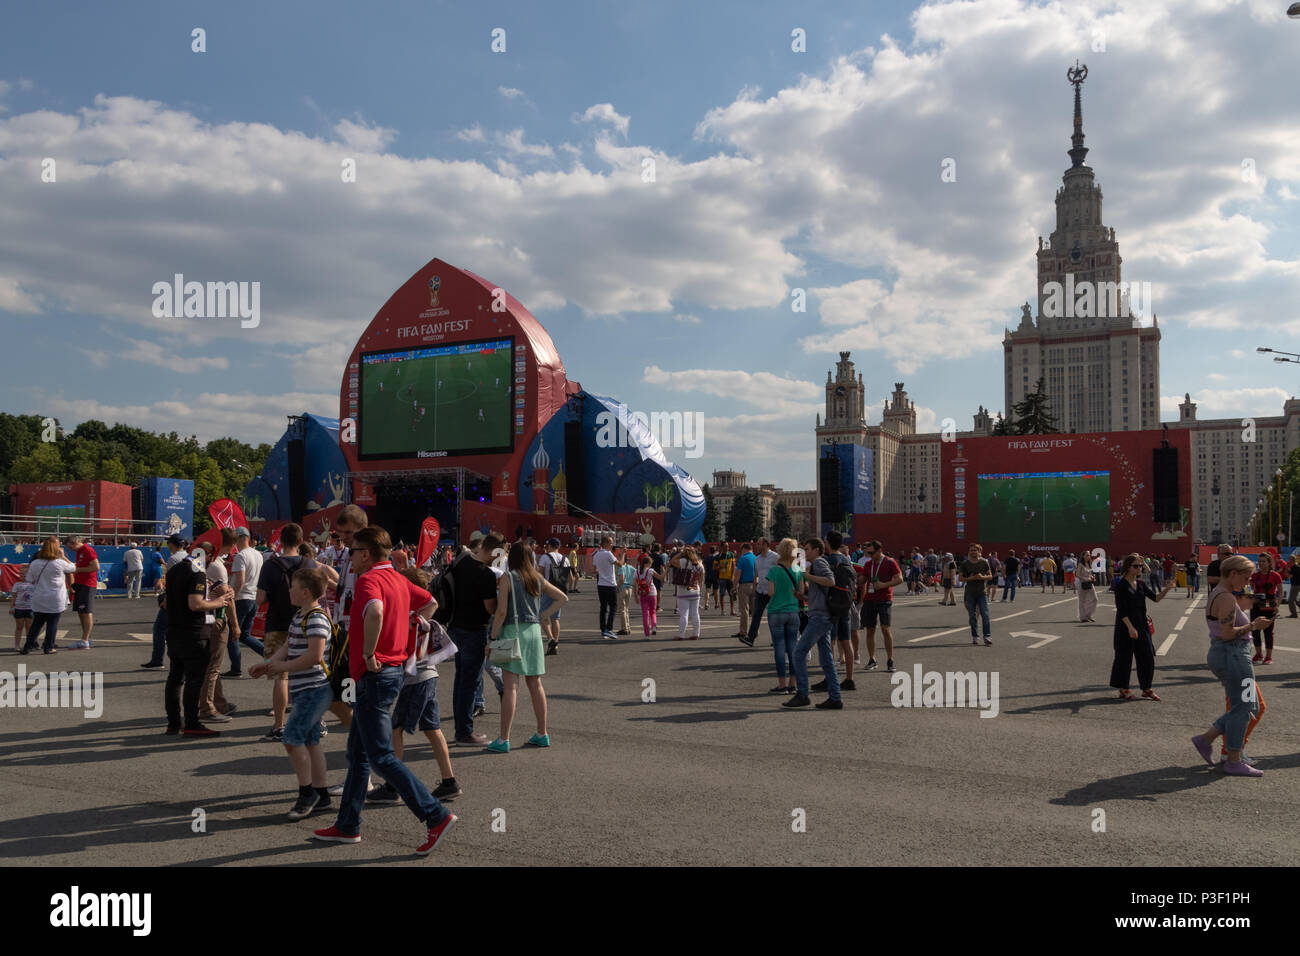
[[208, 498, 249, 530], [416, 517, 440, 568]]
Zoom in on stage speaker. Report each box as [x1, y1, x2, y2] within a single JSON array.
[[287, 436, 307, 522], [564, 421, 587, 513], [819, 455, 841, 518], [1152, 447, 1180, 522]]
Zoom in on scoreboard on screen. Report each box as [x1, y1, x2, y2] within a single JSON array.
[[358, 337, 515, 460]]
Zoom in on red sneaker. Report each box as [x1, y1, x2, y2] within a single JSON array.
[[1251, 652, 1264, 663], [312, 826, 361, 844], [416, 813, 457, 855], [1263, 656, 1274, 665]]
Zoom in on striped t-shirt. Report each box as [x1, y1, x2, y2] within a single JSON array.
[[286, 606, 332, 695]]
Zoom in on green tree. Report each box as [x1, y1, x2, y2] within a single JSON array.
[[725, 488, 765, 542], [992, 412, 1010, 436], [1010, 377, 1059, 435], [9, 443, 68, 483], [701, 483, 722, 542], [770, 500, 792, 540], [0, 413, 44, 484]]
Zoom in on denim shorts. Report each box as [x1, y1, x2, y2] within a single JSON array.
[[393, 676, 440, 733], [540, 595, 561, 621], [282, 683, 333, 746]]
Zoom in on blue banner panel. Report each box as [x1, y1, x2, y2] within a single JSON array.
[[140, 478, 194, 538]]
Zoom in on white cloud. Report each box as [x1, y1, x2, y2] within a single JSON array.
[[498, 128, 553, 157], [577, 103, 630, 136], [333, 117, 397, 152], [643, 365, 820, 413], [42, 391, 336, 446], [673, 313, 701, 324], [84, 340, 230, 374], [0, 275, 40, 313], [1160, 387, 1291, 420], [499, 86, 526, 100]]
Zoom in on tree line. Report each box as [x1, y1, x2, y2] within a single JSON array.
[[0, 413, 271, 534]]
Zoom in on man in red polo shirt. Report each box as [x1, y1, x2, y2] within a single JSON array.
[[856, 539, 903, 673], [67, 534, 99, 650], [313, 525, 456, 856]]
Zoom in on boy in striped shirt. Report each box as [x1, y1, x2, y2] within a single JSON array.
[[251, 566, 335, 820]]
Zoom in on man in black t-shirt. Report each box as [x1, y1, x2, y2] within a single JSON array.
[[448, 533, 502, 746], [1206, 544, 1233, 589], [1000, 550, 1021, 602], [165, 553, 233, 736], [256, 523, 305, 742], [1184, 553, 1200, 597], [1287, 555, 1300, 618]]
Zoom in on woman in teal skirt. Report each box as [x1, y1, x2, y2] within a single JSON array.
[[486, 542, 568, 753]]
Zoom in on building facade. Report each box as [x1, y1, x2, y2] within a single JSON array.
[[1167, 393, 1300, 547], [1004, 63, 1161, 435], [708, 470, 815, 541]]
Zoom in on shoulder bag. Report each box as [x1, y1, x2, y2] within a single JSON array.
[[487, 572, 523, 663]]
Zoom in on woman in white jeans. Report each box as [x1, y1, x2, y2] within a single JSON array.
[[674, 547, 705, 641]]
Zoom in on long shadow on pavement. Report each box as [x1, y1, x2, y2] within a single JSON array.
[[1052, 751, 1300, 805], [0, 790, 295, 859]]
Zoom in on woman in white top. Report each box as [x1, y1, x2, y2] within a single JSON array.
[[22, 537, 76, 655], [674, 548, 705, 641]]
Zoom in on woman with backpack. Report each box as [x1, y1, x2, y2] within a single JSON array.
[[636, 553, 661, 638], [20, 537, 76, 655], [673, 547, 705, 640], [485, 542, 567, 753]]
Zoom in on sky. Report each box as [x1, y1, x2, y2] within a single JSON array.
[[1, 0, 1299, 493]]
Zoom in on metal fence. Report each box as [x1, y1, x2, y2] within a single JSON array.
[[0, 513, 175, 547]]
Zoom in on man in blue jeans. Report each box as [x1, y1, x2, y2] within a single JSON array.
[[961, 542, 993, 646], [784, 537, 843, 710], [1000, 549, 1020, 602], [443, 533, 501, 746], [313, 526, 455, 853], [226, 527, 265, 675]]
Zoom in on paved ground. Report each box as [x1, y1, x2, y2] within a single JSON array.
[[2, 580, 1298, 866]]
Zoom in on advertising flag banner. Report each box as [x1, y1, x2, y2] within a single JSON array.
[[416, 517, 441, 568], [208, 498, 249, 530]]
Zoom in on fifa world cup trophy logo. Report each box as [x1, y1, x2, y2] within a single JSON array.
[[429, 275, 441, 308]]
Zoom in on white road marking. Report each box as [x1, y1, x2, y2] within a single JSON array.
[[908, 626, 971, 644], [1010, 630, 1060, 648], [1040, 598, 1076, 608], [992, 610, 1032, 623]]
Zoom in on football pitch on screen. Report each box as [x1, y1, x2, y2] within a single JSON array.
[[976, 474, 1110, 542], [363, 349, 513, 456]]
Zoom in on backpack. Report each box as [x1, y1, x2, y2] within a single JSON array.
[[671, 562, 699, 588], [304, 607, 343, 679], [542, 552, 568, 590], [432, 556, 464, 626], [827, 555, 855, 616], [636, 567, 653, 597], [267, 556, 296, 619]]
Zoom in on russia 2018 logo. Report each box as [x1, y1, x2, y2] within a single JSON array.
[[428, 275, 441, 308]]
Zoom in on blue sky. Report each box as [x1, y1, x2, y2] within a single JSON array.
[[2, 0, 1299, 492]]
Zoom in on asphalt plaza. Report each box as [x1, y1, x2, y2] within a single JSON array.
[[2, 579, 1298, 866]]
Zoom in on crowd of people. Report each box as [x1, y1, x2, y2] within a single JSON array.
[[8, 519, 1290, 840]]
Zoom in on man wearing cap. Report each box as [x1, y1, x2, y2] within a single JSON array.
[[226, 526, 265, 677], [538, 538, 568, 655]]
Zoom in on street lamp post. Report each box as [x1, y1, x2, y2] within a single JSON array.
[[1276, 468, 1284, 545]]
